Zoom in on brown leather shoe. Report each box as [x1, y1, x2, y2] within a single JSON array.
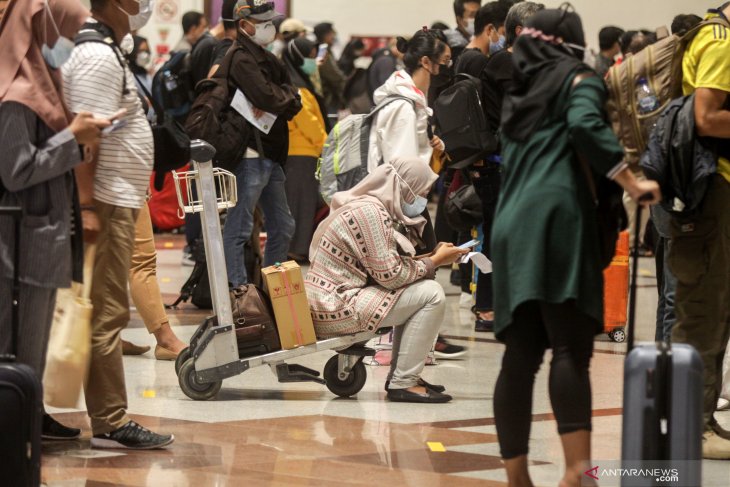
[[122, 340, 151, 356], [154, 345, 178, 361]]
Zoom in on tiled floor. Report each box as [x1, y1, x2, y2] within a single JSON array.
[[43, 234, 730, 486]]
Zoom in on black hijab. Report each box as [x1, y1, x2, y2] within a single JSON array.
[[501, 5, 591, 142], [282, 37, 332, 132]]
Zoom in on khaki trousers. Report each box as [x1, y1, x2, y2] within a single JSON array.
[[669, 175, 730, 430], [129, 202, 167, 334], [84, 201, 138, 435]]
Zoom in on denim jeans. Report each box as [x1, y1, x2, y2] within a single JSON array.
[[223, 158, 295, 287]]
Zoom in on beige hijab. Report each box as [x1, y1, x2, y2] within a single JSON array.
[[310, 158, 438, 259], [0, 0, 89, 133]]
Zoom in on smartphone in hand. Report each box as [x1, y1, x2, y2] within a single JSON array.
[[316, 43, 328, 62], [458, 239, 481, 250]]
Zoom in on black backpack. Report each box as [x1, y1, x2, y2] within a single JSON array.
[[185, 45, 251, 172], [433, 73, 498, 167], [152, 50, 195, 123]]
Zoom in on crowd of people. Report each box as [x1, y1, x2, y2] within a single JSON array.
[[1, 0, 730, 485]]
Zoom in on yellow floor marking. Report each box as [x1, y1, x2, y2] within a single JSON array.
[[427, 442, 446, 452]]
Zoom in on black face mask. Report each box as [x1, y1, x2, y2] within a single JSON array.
[[430, 63, 454, 87]]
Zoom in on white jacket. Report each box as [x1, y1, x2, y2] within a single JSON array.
[[367, 70, 434, 173]]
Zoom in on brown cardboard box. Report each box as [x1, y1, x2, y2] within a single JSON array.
[[261, 261, 317, 349]]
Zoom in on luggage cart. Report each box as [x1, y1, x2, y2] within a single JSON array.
[[172, 140, 388, 401]]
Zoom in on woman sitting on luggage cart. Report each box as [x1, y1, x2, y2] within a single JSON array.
[[306, 157, 468, 403]]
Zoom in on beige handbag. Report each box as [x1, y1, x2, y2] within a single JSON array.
[[43, 245, 95, 408]]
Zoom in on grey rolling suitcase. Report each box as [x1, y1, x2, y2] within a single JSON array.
[[621, 204, 703, 486], [0, 206, 43, 487]]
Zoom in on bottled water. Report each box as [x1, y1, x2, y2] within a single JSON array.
[[636, 77, 659, 114], [163, 70, 178, 91]]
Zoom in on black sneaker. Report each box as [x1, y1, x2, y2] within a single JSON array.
[[42, 414, 81, 441], [434, 336, 467, 359], [91, 421, 174, 450]]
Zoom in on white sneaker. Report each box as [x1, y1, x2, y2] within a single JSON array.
[[459, 292, 473, 309], [703, 430, 730, 459], [718, 398, 730, 411], [181, 251, 195, 267]]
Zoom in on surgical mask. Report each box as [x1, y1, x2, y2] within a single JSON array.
[[268, 38, 285, 57], [241, 20, 277, 47], [489, 34, 506, 55], [465, 18, 475, 36], [41, 0, 75, 69], [564, 42, 586, 61], [395, 172, 429, 218], [301, 57, 318, 76], [136, 51, 151, 67], [120, 33, 134, 54], [130, 0, 153, 31]]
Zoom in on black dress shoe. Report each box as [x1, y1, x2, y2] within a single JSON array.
[[387, 388, 453, 403], [475, 318, 494, 332], [385, 378, 446, 393], [42, 414, 81, 441]]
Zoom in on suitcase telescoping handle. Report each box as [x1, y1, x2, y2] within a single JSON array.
[[0, 206, 21, 361], [626, 195, 654, 352]]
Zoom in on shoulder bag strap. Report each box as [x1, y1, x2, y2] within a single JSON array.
[[570, 71, 600, 206]]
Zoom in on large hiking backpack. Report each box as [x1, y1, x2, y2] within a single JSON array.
[[605, 17, 730, 167], [317, 95, 414, 204], [152, 50, 195, 123], [433, 73, 498, 167], [185, 46, 251, 172]]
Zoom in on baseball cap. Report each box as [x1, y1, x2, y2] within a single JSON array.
[[234, 0, 282, 22], [280, 18, 311, 36]]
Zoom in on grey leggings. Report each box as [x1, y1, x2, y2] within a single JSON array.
[[380, 279, 446, 389]]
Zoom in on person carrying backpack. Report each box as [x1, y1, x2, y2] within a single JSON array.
[[367, 28, 448, 174], [221, 0, 301, 288]]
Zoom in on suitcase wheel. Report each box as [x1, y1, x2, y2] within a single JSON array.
[[323, 355, 367, 398], [609, 327, 626, 343], [178, 358, 222, 401]]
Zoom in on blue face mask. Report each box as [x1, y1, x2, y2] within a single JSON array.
[[41, 0, 75, 69], [489, 34, 506, 55], [402, 194, 428, 218], [395, 172, 428, 218], [301, 58, 318, 76]]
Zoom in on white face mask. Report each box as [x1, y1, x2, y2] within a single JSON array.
[[136, 51, 151, 67], [117, 0, 153, 32], [242, 20, 276, 47], [465, 18, 475, 36], [130, 0, 154, 31], [120, 33, 135, 54], [41, 0, 75, 69]]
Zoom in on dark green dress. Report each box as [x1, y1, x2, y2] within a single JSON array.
[[492, 74, 624, 338]]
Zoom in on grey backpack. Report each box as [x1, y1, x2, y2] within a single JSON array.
[[316, 96, 415, 204]]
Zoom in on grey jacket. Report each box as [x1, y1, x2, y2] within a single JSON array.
[[0, 102, 83, 288]]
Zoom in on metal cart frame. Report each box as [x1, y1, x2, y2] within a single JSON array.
[[172, 141, 387, 401]]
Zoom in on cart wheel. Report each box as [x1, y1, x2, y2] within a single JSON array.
[[175, 347, 191, 376], [323, 355, 367, 398], [610, 328, 627, 343], [178, 358, 222, 401]]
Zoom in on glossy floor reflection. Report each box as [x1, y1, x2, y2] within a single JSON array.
[[42, 235, 730, 486]]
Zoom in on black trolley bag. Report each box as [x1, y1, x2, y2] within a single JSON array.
[[620, 204, 703, 486], [0, 207, 42, 487]]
